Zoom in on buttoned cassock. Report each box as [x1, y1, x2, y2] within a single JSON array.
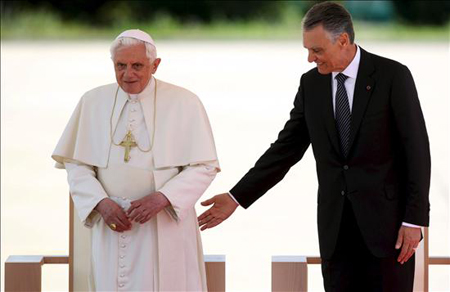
[[53, 78, 220, 291]]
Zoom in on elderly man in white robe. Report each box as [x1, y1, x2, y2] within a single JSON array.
[[52, 29, 220, 291]]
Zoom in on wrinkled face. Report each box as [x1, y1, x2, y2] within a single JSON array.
[[113, 43, 160, 94], [303, 25, 348, 74]]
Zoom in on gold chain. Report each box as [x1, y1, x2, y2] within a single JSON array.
[[110, 78, 157, 152]]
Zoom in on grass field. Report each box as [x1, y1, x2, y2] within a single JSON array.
[[2, 9, 449, 41]]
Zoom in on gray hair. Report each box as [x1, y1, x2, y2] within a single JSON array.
[[303, 1, 355, 44], [110, 37, 157, 62]]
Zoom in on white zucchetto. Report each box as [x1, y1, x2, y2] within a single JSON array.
[[115, 29, 156, 47]]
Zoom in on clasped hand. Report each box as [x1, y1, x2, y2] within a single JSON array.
[[95, 192, 170, 232], [127, 192, 170, 224]]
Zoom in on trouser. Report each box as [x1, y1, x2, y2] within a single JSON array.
[[321, 198, 415, 292]]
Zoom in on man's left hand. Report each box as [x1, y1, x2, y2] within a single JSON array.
[[395, 225, 422, 264], [127, 192, 170, 224]]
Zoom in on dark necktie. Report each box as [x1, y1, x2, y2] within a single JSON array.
[[335, 73, 351, 157]]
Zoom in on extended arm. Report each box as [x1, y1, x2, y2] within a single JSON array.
[[199, 76, 311, 230]]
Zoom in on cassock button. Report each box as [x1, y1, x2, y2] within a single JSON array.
[[120, 265, 125, 268], [120, 255, 125, 259], [121, 235, 126, 239], [131, 108, 136, 112], [121, 244, 126, 248], [366, 85, 371, 91], [120, 274, 125, 277], [341, 191, 345, 196], [343, 165, 349, 170], [119, 284, 124, 287]]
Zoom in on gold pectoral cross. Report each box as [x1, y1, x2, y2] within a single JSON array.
[[119, 130, 137, 162]]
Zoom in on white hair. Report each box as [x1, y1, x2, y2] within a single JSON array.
[[110, 37, 157, 62]]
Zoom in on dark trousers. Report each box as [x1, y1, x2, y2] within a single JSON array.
[[321, 198, 415, 292]]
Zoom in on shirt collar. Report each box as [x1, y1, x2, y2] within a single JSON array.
[[128, 77, 155, 101], [332, 45, 360, 80]]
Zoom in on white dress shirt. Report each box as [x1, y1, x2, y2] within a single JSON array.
[[331, 45, 360, 115]]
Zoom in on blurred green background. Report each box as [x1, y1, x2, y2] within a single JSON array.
[[1, 0, 449, 41]]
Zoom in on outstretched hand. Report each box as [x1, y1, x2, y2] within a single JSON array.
[[198, 193, 239, 231]]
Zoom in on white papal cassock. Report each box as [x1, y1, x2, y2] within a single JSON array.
[[52, 78, 220, 291]]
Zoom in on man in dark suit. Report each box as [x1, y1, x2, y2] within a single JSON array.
[[198, 2, 430, 291]]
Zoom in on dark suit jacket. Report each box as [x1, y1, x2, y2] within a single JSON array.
[[230, 47, 431, 260]]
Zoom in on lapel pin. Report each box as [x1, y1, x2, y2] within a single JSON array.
[[366, 85, 371, 91]]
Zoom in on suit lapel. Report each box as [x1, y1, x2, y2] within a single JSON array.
[[318, 73, 342, 156], [348, 48, 375, 152]]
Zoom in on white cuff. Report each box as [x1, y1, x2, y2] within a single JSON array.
[[227, 192, 240, 206], [158, 191, 179, 222], [158, 164, 217, 222], [402, 222, 422, 228]]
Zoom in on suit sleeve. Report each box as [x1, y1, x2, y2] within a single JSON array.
[[390, 65, 431, 226], [230, 75, 311, 208]]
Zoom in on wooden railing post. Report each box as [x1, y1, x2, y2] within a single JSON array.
[[272, 256, 308, 292], [413, 227, 428, 292], [5, 255, 44, 292], [205, 255, 226, 292], [5, 256, 44, 292], [5, 254, 221, 292], [5, 256, 69, 292]]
